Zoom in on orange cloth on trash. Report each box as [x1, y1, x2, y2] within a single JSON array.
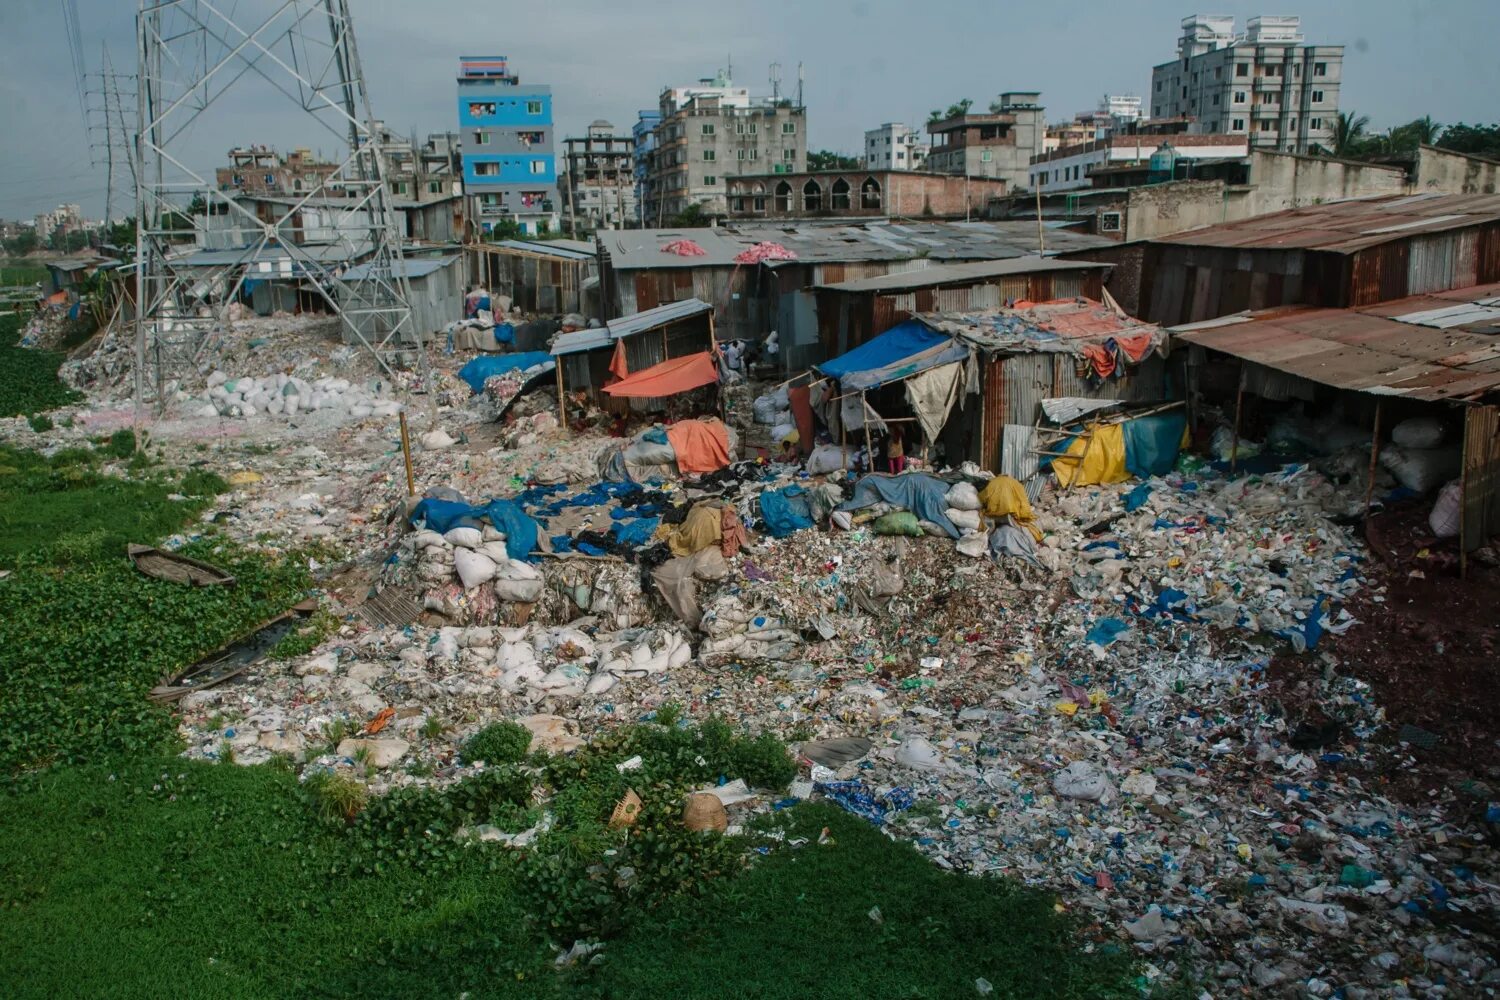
[[720, 505, 750, 558], [665, 418, 732, 475], [608, 339, 629, 379], [603, 351, 717, 398]]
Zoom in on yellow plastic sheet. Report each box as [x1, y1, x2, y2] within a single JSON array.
[[666, 503, 723, 557], [1053, 423, 1130, 488], [977, 475, 1042, 541]]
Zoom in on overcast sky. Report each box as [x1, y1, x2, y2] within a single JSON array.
[[1, 0, 1496, 221]]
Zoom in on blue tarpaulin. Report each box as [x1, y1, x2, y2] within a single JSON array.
[[835, 473, 961, 538], [409, 497, 539, 560], [1123, 412, 1188, 478], [458, 352, 555, 393], [815, 321, 969, 391], [1086, 618, 1131, 647], [760, 486, 815, 538]]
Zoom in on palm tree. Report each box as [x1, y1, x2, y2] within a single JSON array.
[[1406, 115, 1443, 147], [1331, 111, 1370, 158]]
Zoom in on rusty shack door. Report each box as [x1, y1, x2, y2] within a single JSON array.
[[1462, 403, 1500, 572]]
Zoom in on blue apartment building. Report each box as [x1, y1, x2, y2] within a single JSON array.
[[631, 111, 661, 227], [457, 56, 558, 236]]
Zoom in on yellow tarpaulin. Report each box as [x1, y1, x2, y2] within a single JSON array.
[[1054, 423, 1130, 488], [977, 475, 1042, 541], [667, 503, 723, 557]]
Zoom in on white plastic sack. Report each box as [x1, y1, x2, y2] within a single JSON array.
[[444, 527, 483, 549], [453, 548, 498, 590], [770, 420, 797, 444], [1380, 445, 1461, 494], [1392, 416, 1446, 450], [946, 507, 982, 532], [805, 443, 848, 475], [1429, 479, 1462, 538], [956, 531, 989, 558], [945, 482, 981, 511]]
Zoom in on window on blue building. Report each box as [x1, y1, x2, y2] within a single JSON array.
[[526, 100, 542, 115]]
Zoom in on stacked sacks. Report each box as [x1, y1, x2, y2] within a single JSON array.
[[417, 623, 693, 701], [403, 526, 544, 621], [192, 371, 401, 421], [698, 595, 803, 661]]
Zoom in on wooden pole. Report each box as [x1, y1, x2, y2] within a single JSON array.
[[862, 390, 874, 473], [1229, 386, 1244, 473], [1035, 182, 1046, 256], [1460, 410, 1469, 580], [1361, 400, 1383, 522], [398, 410, 416, 497], [555, 360, 568, 436]]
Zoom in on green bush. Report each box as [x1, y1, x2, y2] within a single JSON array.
[[0, 319, 82, 417], [462, 720, 534, 765], [25, 413, 52, 433], [178, 468, 229, 496]]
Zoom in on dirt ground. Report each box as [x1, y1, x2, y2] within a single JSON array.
[[1272, 499, 1500, 808]]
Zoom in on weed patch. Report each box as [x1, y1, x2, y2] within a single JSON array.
[[0, 314, 81, 417]]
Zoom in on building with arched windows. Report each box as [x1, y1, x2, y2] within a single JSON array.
[[724, 169, 1007, 220]]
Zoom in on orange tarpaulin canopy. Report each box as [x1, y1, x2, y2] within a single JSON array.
[[602, 351, 718, 398]]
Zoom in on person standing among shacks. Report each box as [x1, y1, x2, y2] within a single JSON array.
[[886, 426, 906, 474]]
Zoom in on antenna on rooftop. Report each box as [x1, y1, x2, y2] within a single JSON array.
[[796, 62, 804, 108], [770, 62, 781, 103]]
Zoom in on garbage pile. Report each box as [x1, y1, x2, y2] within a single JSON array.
[[175, 619, 693, 780], [178, 371, 403, 421]]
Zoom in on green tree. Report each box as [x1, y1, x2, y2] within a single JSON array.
[[1436, 122, 1500, 158], [105, 218, 137, 251], [1330, 111, 1371, 158], [807, 150, 861, 171], [5, 230, 39, 256], [1403, 115, 1444, 147], [668, 202, 711, 228]]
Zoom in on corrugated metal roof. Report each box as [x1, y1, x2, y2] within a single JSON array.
[[1153, 193, 1500, 255], [551, 328, 612, 355], [552, 298, 713, 356], [1173, 284, 1500, 401], [491, 238, 596, 261], [47, 256, 111, 272], [172, 243, 370, 267], [815, 256, 1110, 294], [598, 221, 1113, 270], [605, 297, 712, 338], [340, 254, 461, 281]]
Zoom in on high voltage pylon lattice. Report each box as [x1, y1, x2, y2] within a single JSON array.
[[133, 0, 421, 411]]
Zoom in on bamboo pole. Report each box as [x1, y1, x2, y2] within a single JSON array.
[[555, 361, 568, 436], [862, 390, 874, 473], [1229, 386, 1244, 474], [1459, 409, 1469, 580], [398, 410, 416, 496], [1361, 400, 1383, 522]]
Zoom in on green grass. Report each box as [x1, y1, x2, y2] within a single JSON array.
[[0, 760, 1138, 1000], [0, 445, 311, 773], [0, 263, 46, 286], [0, 314, 82, 417]]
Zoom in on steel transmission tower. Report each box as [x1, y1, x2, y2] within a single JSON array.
[[133, 0, 421, 410]]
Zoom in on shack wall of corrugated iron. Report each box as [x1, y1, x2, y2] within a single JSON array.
[[1463, 403, 1500, 557], [982, 355, 1010, 473], [1480, 224, 1500, 284], [1350, 240, 1411, 306]]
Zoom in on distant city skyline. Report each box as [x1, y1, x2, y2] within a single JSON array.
[[0, 0, 1495, 219]]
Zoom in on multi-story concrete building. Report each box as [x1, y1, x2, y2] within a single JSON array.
[[1031, 133, 1248, 193], [725, 169, 1004, 220], [1149, 14, 1342, 155], [926, 92, 1045, 191], [864, 123, 928, 171], [215, 146, 341, 197], [561, 120, 636, 233], [642, 72, 807, 223], [632, 111, 661, 227], [457, 55, 558, 236]]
